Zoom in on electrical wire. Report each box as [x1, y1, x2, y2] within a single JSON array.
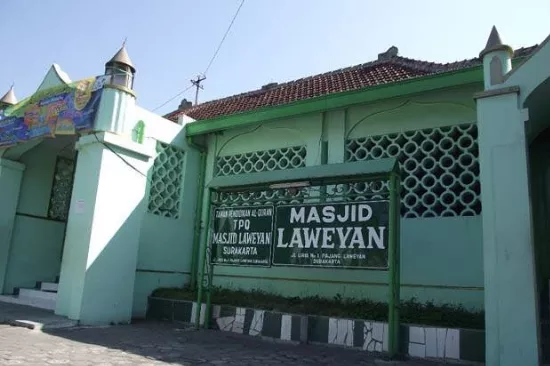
[[47, 1, 246, 201], [203, 0, 245, 76], [151, 0, 246, 113], [151, 85, 194, 112], [92, 132, 150, 181]]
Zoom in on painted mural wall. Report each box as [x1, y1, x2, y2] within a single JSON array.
[[131, 107, 200, 317], [198, 84, 484, 309]]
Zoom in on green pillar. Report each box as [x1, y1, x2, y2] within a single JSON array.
[[0, 158, 25, 294], [476, 89, 541, 365], [55, 132, 154, 325]]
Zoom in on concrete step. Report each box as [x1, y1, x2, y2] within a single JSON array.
[[39, 282, 58, 292], [18, 288, 57, 302], [0, 294, 56, 311], [13, 288, 57, 311]]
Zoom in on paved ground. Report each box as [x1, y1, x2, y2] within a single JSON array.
[[0, 301, 76, 330], [0, 320, 463, 366]]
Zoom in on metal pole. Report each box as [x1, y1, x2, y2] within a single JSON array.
[[194, 83, 200, 106], [205, 260, 214, 328], [191, 75, 206, 106], [387, 171, 400, 358], [190, 151, 206, 289], [195, 188, 212, 329], [394, 173, 402, 350]]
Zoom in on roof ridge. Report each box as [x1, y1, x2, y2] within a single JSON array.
[[388, 44, 536, 73], [391, 55, 481, 73]]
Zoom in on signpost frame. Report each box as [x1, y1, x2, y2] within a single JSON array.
[[194, 158, 401, 357]]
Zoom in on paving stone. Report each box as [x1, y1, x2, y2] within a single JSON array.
[[0, 319, 455, 366], [0, 302, 77, 330]]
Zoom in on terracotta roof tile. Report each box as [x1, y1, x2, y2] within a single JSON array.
[[165, 45, 537, 122]]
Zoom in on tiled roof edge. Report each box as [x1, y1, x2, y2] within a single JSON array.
[[164, 45, 538, 121]]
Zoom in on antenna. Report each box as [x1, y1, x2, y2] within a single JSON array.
[[191, 74, 206, 105]]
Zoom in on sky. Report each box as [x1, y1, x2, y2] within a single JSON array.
[[1, 0, 549, 116]]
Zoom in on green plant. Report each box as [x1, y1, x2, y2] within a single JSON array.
[[151, 286, 484, 330]]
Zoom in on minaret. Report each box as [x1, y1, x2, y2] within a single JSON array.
[[104, 42, 136, 90], [479, 26, 513, 90], [0, 85, 17, 112], [96, 43, 138, 135], [55, 41, 156, 327]]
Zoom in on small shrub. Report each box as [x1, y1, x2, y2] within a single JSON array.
[[151, 286, 484, 330]]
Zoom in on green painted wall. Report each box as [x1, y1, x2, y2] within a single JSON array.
[[0, 159, 25, 294], [56, 132, 154, 325], [212, 216, 482, 306], [131, 107, 200, 318], [17, 143, 58, 216], [133, 271, 187, 317], [476, 86, 540, 366], [4, 142, 69, 293], [4, 215, 64, 293], [35, 65, 71, 92], [197, 84, 485, 310]]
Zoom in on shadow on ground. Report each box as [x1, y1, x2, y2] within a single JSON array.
[[0, 302, 451, 365], [40, 320, 451, 366]]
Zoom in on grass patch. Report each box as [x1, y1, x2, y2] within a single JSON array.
[[151, 286, 484, 330]]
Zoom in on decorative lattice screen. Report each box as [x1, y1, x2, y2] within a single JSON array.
[[48, 157, 76, 221], [345, 123, 480, 218], [215, 188, 310, 207], [215, 146, 307, 177], [147, 142, 185, 219]]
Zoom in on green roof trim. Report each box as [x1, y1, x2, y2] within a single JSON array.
[[207, 158, 398, 191]]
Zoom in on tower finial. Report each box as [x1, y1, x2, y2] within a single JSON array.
[[480, 25, 513, 58], [105, 43, 135, 74], [0, 85, 17, 106], [105, 42, 136, 90], [479, 26, 514, 89], [485, 26, 502, 49]]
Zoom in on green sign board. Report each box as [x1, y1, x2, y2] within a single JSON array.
[[211, 205, 274, 266], [272, 201, 389, 269]]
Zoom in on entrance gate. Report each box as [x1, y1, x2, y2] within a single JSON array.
[[195, 158, 402, 357]]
